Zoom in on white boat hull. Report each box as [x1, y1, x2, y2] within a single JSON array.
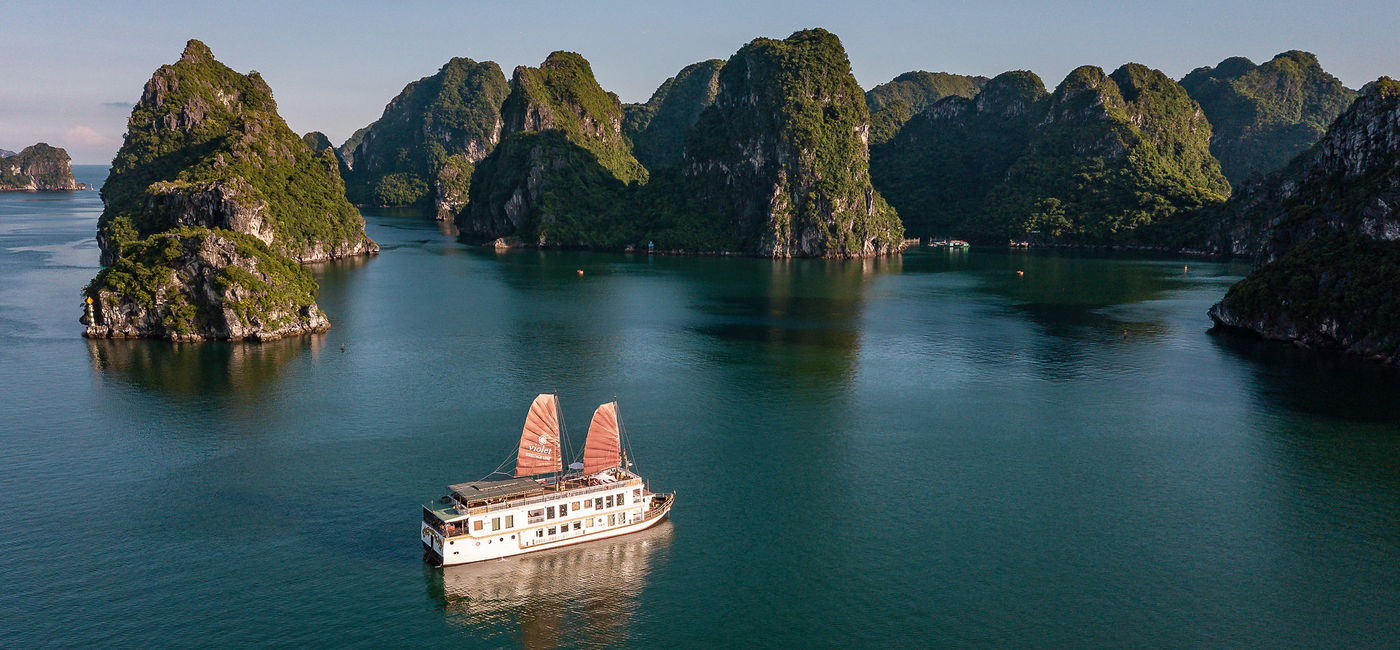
[[424, 497, 673, 567]]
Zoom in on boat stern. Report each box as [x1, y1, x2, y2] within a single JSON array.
[[421, 507, 447, 565]]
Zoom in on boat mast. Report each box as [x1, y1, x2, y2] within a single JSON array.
[[555, 392, 567, 489]]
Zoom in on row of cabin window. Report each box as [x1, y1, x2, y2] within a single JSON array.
[[523, 493, 628, 525], [534, 513, 625, 538], [472, 490, 640, 531]]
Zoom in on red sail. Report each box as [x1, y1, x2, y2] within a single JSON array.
[[515, 394, 562, 477], [582, 402, 622, 474]]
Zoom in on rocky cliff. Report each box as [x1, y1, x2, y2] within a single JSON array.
[[1209, 78, 1400, 364], [870, 71, 1047, 237], [499, 52, 647, 185], [340, 57, 509, 218], [0, 143, 83, 191], [458, 51, 647, 245], [336, 126, 368, 170], [864, 71, 988, 144], [98, 39, 376, 265], [623, 59, 724, 170], [1236, 78, 1399, 262], [84, 227, 329, 342], [679, 28, 904, 257], [1181, 51, 1356, 185], [86, 40, 375, 341]]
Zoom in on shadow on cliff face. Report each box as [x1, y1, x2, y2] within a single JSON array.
[[1208, 329, 1400, 424], [86, 336, 321, 397]]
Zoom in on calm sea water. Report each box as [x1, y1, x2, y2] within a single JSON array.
[[2, 166, 1398, 647]]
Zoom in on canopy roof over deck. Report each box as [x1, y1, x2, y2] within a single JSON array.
[[448, 477, 542, 504]]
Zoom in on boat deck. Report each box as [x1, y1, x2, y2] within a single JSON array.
[[426, 470, 642, 522]]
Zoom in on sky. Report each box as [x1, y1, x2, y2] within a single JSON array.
[[4, 0, 1397, 163]]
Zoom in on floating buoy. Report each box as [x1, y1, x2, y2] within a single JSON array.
[[1016, 270, 1025, 277], [576, 269, 584, 276]]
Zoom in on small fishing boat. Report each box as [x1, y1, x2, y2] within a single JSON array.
[[420, 395, 675, 566], [928, 239, 970, 249]]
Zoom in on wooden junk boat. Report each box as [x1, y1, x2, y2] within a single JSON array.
[[420, 395, 675, 566]]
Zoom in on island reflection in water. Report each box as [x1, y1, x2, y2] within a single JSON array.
[[427, 522, 674, 647], [86, 336, 322, 397]]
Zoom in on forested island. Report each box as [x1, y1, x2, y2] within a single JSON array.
[[83, 40, 376, 342], [77, 30, 1398, 362], [1209, 78, 1400, 364], [334, 29, 904, 257], [326, 34, 1365, 258], [1, 143, 84, 191]]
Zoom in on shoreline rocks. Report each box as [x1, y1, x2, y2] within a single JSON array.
[[83, 228, 331, 342]]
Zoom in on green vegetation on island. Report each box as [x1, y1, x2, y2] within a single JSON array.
[[504, 51, 648, 185], [340, 57, 509, 217], [459, 30, 903, 257], [1213, 234, 1400, 362], [623, 59, 725, 170], [459, 51, 650, 245], [872, 63, 1228, 247], [85, 227, 328, 341], [0, 142, 82, 191], [987, 63, 1230, 245], [86, 40, 376, 341], [680, 28, 904, 256], [865, 71, 988, 144], [870, 70, 1047, 238], [1181, 51, 1356, 185], [98, 39, 374, 265], [302, 131, 333, 152], [1210, 78, 1400, 364]]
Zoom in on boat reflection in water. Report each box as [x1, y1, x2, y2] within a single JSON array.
[[427, 521, 674, 647]]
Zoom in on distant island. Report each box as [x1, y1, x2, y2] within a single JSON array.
[[1, 143, 85, 191], [318, 36, 1364, 259], [82, 40, 376, 342]]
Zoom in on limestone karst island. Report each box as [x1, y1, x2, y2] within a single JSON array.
[[65, 32, 1399, 365], [1, 143, 85, 191], [82, 41, 377, 342], [5, 6, 1400, 646]]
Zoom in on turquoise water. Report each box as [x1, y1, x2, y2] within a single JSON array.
[[2, 166, 1398, 647]]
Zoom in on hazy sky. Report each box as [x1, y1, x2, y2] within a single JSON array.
[[5, 0, 1397, 163]]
